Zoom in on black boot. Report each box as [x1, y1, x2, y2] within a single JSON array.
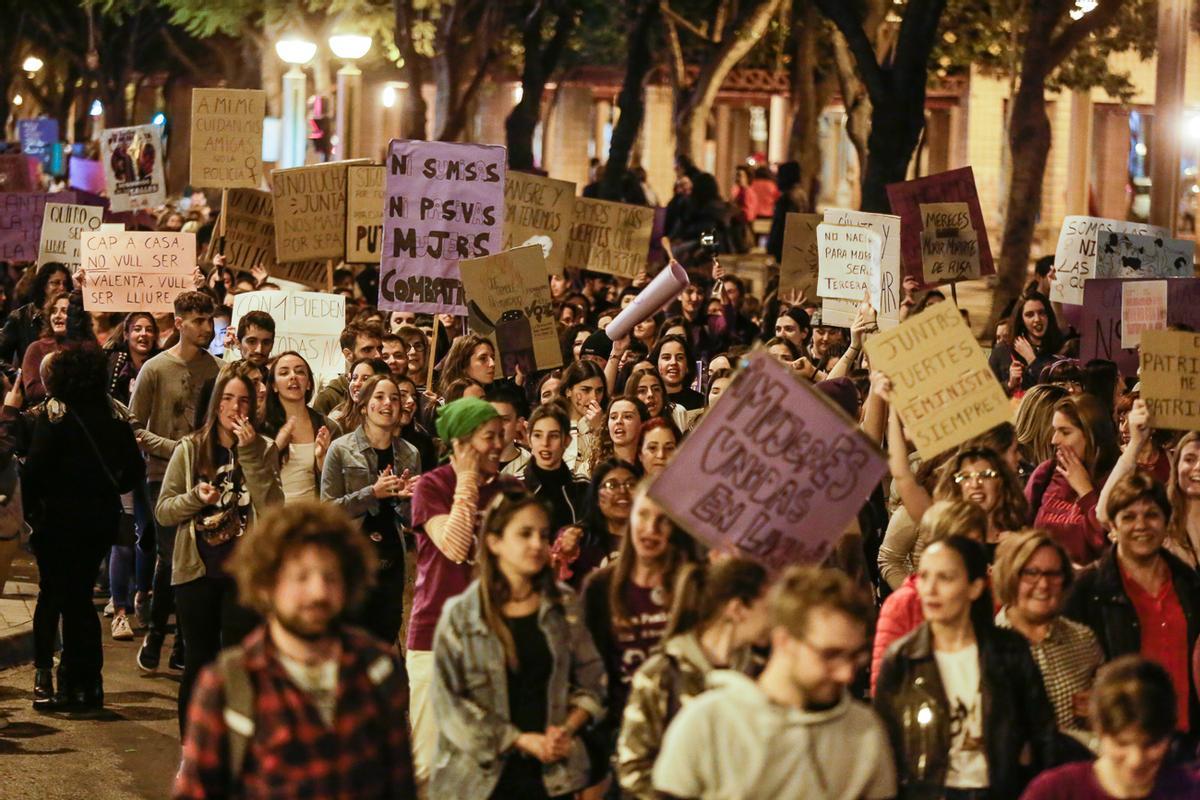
[[32, 668, 54, 710], [71, 675, 104, 714], [44, 664, 75, 711]]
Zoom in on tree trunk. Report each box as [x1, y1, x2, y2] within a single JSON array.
[[672, 0, 785, 161], [598, 0, 659, 200], [789, 0, 824, 196], [394, 0, 429, 140], [832, 33, 871, 180], [506, 1, 577, 170], [859, 92, 924, 212]]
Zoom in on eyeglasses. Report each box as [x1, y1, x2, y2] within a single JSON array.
[[601, 479, 636, 493], [954, 469, 999, 484], [797, 635, 871, 670], [1019, 567, 1066, 584], [406, 341, 426, 352]]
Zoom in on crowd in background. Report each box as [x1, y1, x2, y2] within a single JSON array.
[[0, 155, 1198, 800]]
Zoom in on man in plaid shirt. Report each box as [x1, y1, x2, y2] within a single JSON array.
[[174, 502, 416, 799]]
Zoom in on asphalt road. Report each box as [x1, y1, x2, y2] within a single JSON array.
[[0, 625, 182, 799]]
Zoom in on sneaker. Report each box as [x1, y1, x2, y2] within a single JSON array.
[[111, 615, 134, 641], [103, 599, 115, 617], [136, 634, 162, 673], [168, 647, 185, 672]]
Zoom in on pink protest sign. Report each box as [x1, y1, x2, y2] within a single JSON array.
[[647, 351, 887, 572], [1081, 277, 1200, 377], [379, 139, 506, 314], [69, 157, 107, 194], [886, 166, 995, 287]]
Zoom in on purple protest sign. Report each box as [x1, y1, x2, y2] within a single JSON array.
[[69, 157, 106, 194], [1081, 277, 1200, 377], [0, 191, 101, 261], [378, 139, 506, 315], [647, 351, 887, 572]]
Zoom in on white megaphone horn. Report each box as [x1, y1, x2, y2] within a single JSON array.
[[605, 259, 690, 341]]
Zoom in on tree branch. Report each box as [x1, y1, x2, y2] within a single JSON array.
[[661, 2, 718, 42], [1047, 0, 1126, 68], [812, 0, 887, 101]]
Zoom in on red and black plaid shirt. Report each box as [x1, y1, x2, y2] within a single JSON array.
[[173, 624, 416, 799]]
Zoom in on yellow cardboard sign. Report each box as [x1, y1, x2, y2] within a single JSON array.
[[1140, 329, 1200, 430]]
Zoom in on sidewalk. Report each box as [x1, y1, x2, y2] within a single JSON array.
[[0, 551, 36, 670]]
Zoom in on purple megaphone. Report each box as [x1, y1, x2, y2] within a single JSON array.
[[605, 260, 690, 341]]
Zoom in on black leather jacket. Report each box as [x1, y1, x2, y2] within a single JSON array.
[[874, 623, 1058, 799], [1063, 545, 1200, 729]]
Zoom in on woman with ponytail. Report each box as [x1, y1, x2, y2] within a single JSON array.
[[615, 557, 771, 799]]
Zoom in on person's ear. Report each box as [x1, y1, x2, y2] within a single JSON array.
[[968, 578, 986, 602]]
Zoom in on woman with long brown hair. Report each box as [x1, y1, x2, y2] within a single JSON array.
[[581, 485, 697, 790], [436, 332, 496, 398], [430, 491, 605, 800], [155, 361, 284, 731], [261, 351, 335, 504], [1027, 393, 1120, 567]]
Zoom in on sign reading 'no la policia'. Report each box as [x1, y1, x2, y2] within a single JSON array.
[[378, 139, 506, 315]]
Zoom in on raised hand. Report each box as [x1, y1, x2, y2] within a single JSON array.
[[372, 465, 404, 499], [450, 439, 481, 478], [274, 416, 297, 452], [231, 415, 256, 447]]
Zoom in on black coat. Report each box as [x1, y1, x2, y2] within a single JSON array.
[[874, 622, 1058, 800], [1063, 545, 1200, 729], [22, 400, 144, 545], [0, 303, 42, 367]]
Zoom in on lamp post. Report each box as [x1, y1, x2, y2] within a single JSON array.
[[275, 37, 317, 169], [329, 33, 372, 161]]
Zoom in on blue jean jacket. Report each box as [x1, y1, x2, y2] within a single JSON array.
[[429, 580, 607, 800], [319, 426, 421, 528]]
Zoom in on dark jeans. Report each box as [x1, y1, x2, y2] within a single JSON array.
[[174, 575, 259, 735], [33, 536, 107, 685], [352, 557, 405, 647], [145, 480, 178, 644]]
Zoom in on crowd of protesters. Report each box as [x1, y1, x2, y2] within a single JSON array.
[[0, 165, 1198, 800]]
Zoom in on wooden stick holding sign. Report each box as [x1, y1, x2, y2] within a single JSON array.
[[427, 315, 439, 392]]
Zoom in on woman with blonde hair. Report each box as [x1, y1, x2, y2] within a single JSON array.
[[1014, 383, 1069, 473], [430, 491, 605, 800], [993, 529, 1103, 745]]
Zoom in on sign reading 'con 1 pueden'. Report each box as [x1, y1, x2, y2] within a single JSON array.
[[648, 350, 887, 572], [379, 139, 506, 315]]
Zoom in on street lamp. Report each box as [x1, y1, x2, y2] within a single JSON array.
[[329, 32, 372, 161], [275, 37, 317, 168], [22, 56, 43, 74]]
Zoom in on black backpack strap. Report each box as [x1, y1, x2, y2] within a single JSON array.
[[216, 646, 255, 780]]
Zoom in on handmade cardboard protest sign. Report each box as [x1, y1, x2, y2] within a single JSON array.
[[779, 212, 820, 297], [0, 155, 34, 192], [822, 208, 902, 329], [38, 203, 104, 271], [919, 201, 980, 283], [190, 88, 266, 188], [565, 197, 654, 279], [1140, 330, 1200, 431], [1080, 277, 1200, 376], [647, 350, 887, 572], [231, 290, 346, 385], [1121, 280, 1168, 348], [460, 245, 562, 377], [17, 118, 58, 171], [81, 231, 195, 313], [223, 188, 325, 288], [379, 139, 507, 314], [0, 191, 94, 261], [504, 171, 575, 276], [1051, 216, 1168, 305], [817, 224, 882, 302], [345, 164, 384, 264], [1096, 231, 1194, 279], [271, 159, 368, 263], [100, 125, 166, 212], [864, 301, 1010, 460], [886, 167, 994, 285]]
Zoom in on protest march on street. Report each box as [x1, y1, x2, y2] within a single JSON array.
[[5, 1, 1200, 798]]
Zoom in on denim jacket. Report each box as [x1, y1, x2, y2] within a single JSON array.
[[319, 427, 421, 528], [429, 580, 607, 800]]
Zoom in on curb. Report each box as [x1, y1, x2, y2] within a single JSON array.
[[0, 580, 36, 672]]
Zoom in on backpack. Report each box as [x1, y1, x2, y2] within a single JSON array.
[[216, 644, 404, 779]]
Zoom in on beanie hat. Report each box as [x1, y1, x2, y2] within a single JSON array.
[[580, 330, 614, 360], [784, 305, 811, 331], [436, 397, 499, 442]]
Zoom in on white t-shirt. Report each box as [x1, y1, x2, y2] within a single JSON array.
[[278, 652, 339, 727], [934, 644, 988, 789]]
